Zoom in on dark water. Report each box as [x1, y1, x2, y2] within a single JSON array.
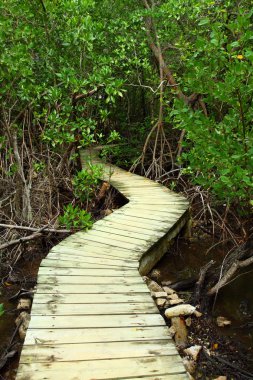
[[155, 238, 253, 350]]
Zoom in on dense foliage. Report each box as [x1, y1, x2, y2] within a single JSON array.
[[0, 0, 252, 228]]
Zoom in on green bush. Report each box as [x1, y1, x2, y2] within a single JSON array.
[[72, 163, 103, 202], [59, 204, 93, 230]]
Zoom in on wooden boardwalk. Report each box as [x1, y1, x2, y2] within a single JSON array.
[[16, 148, 189, 380]]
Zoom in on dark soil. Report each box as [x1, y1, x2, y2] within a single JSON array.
[[189, 316, 253, 379], [151, 236, 253, 379]]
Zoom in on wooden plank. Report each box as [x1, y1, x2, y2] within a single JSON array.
[[20, 341, 178, 363], [66, 233, 143, 251], [114, 209, 183, 222], [31, 302, 158, 316], [24, 326, 172, 345], [133, 206, 187, 213], [32, 293, 154, 305], [120, 189, 172, 196], [61, 234, 143, 252], [28, 313, 165, 329], [112, 178, 177, 189], [49, 248, 139, 261], [93, 220, 164, 238], [41, 259, 137, 270], [45, 254, 139, 268], [50, 244, 140, 259], [84, 229, 145, 245], [47, 249, 139, 263], [38, 267, 140, 277], [130, 200, 188, 206], [37, 274, 144, 285], [36, 283, 149, 294], [17, 356, 187, 380], [103, 213, 169, 230], [130, 201, 188, 206], [46, 252, 139, 269], [129, 197, 188, 203], [105, 209, 177, 221]]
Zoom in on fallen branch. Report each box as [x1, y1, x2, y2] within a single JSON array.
[[0, 223, 71, 251], [0, 231, 42, 251], [193, 260, 215, 304], [207, 240, 253, 296], [208, 254, 253, 296], [0, 223, 71, 234]]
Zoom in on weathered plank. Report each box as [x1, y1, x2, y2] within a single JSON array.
[[37, 274, 144, 285], [84, 228, 146, 245], [38, 267, 140, 277], [31, 301, 158, 316], [24, 326, 172, 345], [17, 356, 187, 380], [28, 313, 165, 329], [114, 209, 184, 222], [43, 257, 139, 271], [45, 252, 139, 265], [92, 222, 164, 239], [32, 293, 155, 304], [41, 258, 137, 270], [36, 283, 149, 294], [103, 213, 170, 230], [59, 235, 143, 252], [50, 244, 140, 259], [20, 341, 178, 363]]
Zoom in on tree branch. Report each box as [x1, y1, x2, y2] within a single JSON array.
[[0, 231, 42, 251], [208, 252, 253, 295], [0, 223, 71, 234]]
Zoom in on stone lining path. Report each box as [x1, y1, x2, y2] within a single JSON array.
[[16, 148, 189, 380]]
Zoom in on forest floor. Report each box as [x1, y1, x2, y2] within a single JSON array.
[[150, 237, 253, 380]]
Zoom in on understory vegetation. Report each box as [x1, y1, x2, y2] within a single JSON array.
[[1, 0, 251, 238], [0, 1, 253, 377]]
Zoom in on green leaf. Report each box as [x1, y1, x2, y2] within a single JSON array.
[[198, 18, 210, 26], [0, 304, 4, 317]]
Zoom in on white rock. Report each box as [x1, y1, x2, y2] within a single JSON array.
[[156, 298, 166, 307], [213, 377, 227, 380], [143, 277, 164, 292], [168, 326, 176, 337], [185, 317, 192, 327], [169, 298, 184, 305], [101, 209, 113, 216], [165, 304, 196, 319], [216, 316, 231, 327], [17, 298, 31, 311], [168, 293, 179, 300], [183, 358, 196, 374], [163, 286, 176, 295], [151, 291, 168, 299], [184, 345, 202, 361], [193, 310, 202, 318], [15, 311, 30, 340], [171, 317, 188, 348]]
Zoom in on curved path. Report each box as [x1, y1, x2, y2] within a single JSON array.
[[17, 148, 189, 380]]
